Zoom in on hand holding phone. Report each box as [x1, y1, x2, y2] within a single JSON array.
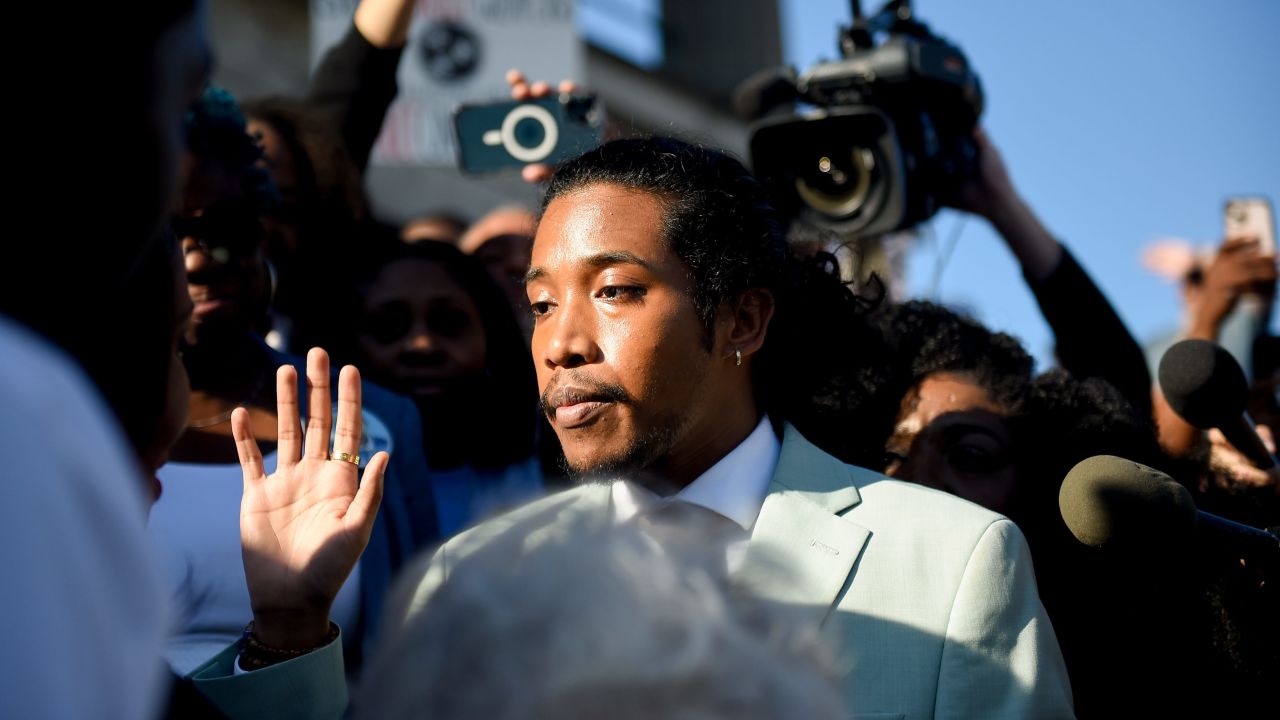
[[1224, 196, 1276, 256], [454, 92, 603, 176]]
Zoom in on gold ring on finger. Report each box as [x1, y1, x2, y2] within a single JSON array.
[[330, 451, 360, 466]]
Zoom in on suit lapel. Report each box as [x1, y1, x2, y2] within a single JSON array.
[[737, 425, 871, 624]]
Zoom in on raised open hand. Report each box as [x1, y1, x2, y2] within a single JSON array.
[[232, 348, 388, 648]]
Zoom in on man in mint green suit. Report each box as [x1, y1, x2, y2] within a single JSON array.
[[384, 138, 1074, 718], [392, 424, 1071, 718]]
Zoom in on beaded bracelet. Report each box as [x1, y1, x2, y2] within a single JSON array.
[[238, 621, 340, 671]]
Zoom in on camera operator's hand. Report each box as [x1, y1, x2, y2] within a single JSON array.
[[952, 127, 1016, 219], [1188, 237, 1278, 341], [506, 69, 580, 183], [948, 128, 1062, 281]]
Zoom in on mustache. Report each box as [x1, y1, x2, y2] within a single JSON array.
[[540, 371, 632, 418]]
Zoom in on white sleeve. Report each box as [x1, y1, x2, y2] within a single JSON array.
[[0, 319, 170, 720], [936, 519, 1075, 719]]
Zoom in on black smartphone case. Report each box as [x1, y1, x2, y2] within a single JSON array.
[[454, 94, 603, 174]]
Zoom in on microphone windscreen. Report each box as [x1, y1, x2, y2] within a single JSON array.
[[1158, 339, 1248, 428], [1059, 455, 1197, 552]]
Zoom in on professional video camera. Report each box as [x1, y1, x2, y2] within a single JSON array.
[[738, 0, 983, 238]]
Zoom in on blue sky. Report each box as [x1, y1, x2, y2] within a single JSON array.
[[779, 0, 1278, 366]]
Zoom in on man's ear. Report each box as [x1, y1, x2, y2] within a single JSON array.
[[719, 288, 775, 364]]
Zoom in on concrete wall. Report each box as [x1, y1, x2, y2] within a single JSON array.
[[209, 0, 311, 100]]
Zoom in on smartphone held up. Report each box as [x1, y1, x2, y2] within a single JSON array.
[[1224, 196, 1276, 256], [454, 93, 604, 175]]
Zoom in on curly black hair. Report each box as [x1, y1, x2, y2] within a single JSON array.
[[1012, 369, 1169, 526], [541, 137, 897, 467], [184, 86, 279, 214], [872, 300, 1036, 421], [240, 96, 366, 222]]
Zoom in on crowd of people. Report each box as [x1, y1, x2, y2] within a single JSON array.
[[4, 0, 1276, 718]]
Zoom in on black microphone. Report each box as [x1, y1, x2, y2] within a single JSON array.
[[1158, 338, 1277, 469], [732, 66, 800, 122], [1059, 455, 1280, 568]]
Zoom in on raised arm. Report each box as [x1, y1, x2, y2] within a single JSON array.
[[951, 128, 1152, 415], [308, 0, 416, 172]]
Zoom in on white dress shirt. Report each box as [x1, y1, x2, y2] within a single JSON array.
[[611, 415, 781, 572]]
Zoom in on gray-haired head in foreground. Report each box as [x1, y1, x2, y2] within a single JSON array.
[[357, 514, 846, 719]]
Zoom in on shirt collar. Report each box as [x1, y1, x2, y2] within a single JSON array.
[[612, 415, 781, 530]]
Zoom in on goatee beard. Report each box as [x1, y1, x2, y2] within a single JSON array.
[[562, 411, 690, 497]]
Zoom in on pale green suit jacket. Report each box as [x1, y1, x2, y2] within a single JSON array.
[[183, 631, 347, 720], [390, 425, 1074, 719]]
